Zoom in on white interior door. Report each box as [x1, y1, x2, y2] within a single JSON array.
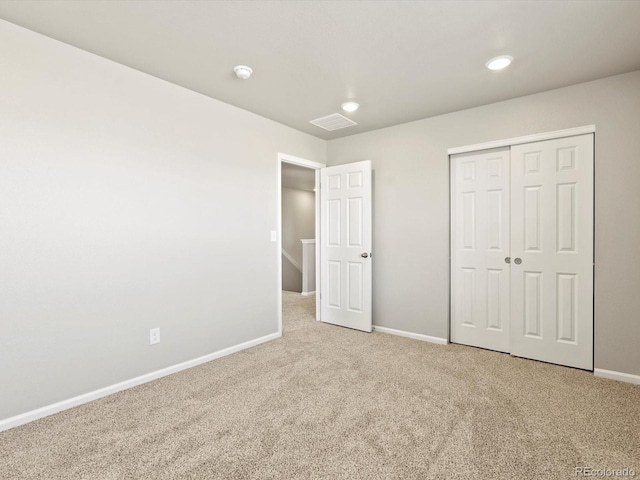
[[510, 134, 594, 370], [320, 160, 372, 332], [451, 148, 511, 353]]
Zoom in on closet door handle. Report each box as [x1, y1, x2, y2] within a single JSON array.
[[505, 257, 511, 264], [514, 258, 522, 265]]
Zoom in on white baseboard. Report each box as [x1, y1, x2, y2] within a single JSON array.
[[594, 368, 640, 385], [0, 331, 281, 433], [373, 326, 448, 345], [301, 291, 315, 297]]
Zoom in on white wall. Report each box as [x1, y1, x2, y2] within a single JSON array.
[[327, 70, 640, 377], [0, 20, 325, 421], [301, 241, 316, 295], [282, 255, 302, 293], [281, 187, 315, 292]]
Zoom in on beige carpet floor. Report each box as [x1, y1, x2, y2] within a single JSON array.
[[1, 291, 639, 479]]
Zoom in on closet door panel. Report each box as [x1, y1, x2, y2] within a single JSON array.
[[510, 134, 594, 370], [451, 148, 510, 353]]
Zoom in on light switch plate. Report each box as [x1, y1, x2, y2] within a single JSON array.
[[270, 230, 277, 242]]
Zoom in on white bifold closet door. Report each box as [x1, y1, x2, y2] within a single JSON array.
[[450, 147, 511, 353], [451, 134, 594, 370], [510, 135, 594, 370]]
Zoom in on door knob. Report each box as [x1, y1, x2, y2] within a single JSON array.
[[361, 253, 369, 258], [505, 257, 511, 264], [514, 258, 522, 265]]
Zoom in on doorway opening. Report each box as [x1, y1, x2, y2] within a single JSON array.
[[277, 153, 324, 335]]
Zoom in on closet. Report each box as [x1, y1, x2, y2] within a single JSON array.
[[450, 133, 594, 370]]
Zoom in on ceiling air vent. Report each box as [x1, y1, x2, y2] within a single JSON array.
[[309, 113, 357, 131]]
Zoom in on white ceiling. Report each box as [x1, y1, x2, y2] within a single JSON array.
[[1, 1, 639, 140]]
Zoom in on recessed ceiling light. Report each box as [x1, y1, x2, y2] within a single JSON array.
[[486, 55, 513, 71], [341, 101, 360, 113], [233, 65, 253, 80]]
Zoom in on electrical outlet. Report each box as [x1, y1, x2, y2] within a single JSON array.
[[149, 328, 160, 345]]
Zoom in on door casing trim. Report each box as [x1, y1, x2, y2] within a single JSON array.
[[448, 125, 595, 155], [277, 153, 325, 335]]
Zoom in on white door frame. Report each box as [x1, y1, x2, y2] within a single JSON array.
[[277, 153, 326, 335], [447, 125, 596, 155]]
